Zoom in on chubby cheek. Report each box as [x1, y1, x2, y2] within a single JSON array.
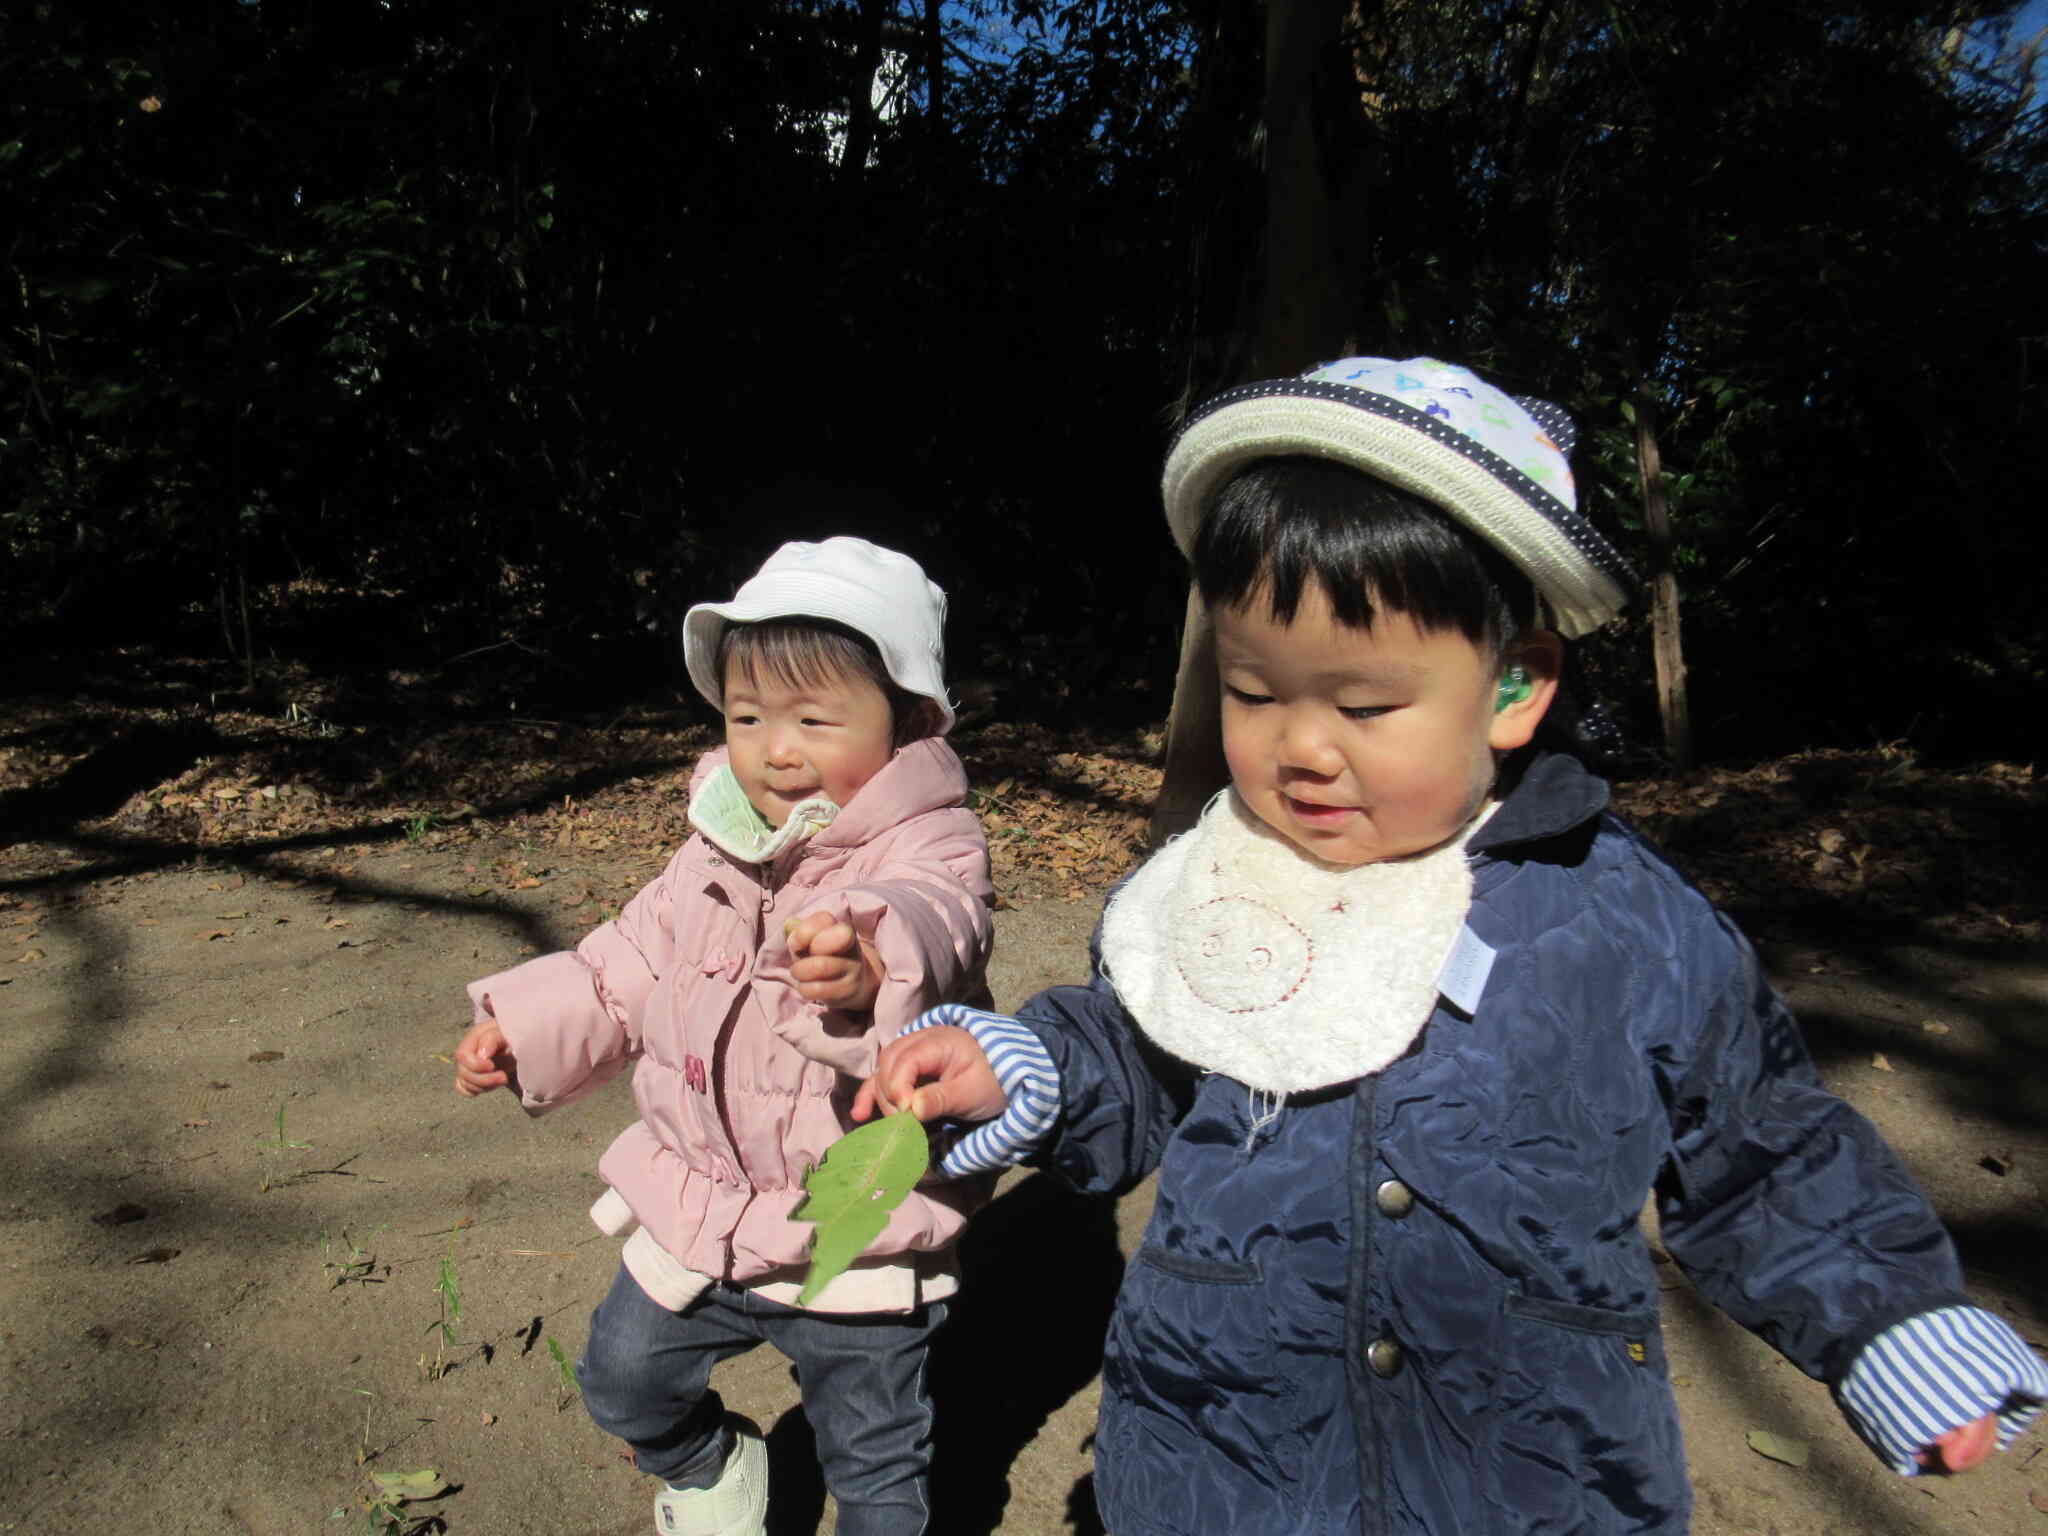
[[1220, 719, 1271, 800]]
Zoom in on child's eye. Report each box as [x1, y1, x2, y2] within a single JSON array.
[[1224, 685, 1273, 706], [800, 716, 837, 729], [1340, 705, 1393, 721]]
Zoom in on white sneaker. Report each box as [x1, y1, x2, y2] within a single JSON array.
[[653, 1422, 768, 1536]]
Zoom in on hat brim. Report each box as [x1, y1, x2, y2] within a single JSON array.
[[682, 577, 956, 733], [1162, 387, 1633, 638]]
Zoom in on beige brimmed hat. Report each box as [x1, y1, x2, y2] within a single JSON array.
[[1161, 356, 1636, 637], [683, 537, 955, 731]]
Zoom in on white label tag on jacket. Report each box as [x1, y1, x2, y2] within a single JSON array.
[[1435, 926, 1495, 1016]]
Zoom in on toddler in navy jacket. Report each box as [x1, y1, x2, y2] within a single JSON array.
[[856, 357, 2046, 1535]]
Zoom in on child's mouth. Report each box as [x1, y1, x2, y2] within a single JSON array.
[[1284, 795, 1356, 824]]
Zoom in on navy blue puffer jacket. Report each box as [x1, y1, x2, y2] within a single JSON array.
[[1015, 753, 1966, 1535]]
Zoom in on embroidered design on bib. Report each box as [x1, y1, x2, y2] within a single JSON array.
[[1100, 790, 1480, 1093], [1175, 896, 1314, 1014]]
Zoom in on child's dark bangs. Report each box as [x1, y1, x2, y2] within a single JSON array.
[[719, 620, 887, 700], [1193, 458, 1532, 649]]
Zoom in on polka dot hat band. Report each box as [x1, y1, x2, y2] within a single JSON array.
[[1161, 356, 1638, 638]]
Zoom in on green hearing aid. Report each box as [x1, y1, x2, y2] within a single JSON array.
[[1495, 664, 1531, 711]]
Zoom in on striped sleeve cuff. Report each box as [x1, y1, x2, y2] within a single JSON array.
[[901, 1002, 1062, 1177], [1836, 1305, 2048, 1474]]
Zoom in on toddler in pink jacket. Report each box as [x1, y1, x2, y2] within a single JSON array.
[[453, 538, 994, 1536]]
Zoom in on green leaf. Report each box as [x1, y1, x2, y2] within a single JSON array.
[[791, 1113, 929, 1305], [369, 1469, 448, 1500]]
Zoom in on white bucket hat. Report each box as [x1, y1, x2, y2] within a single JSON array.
[[1161, 356, 1636, 637], [682, 537, 955, 732]]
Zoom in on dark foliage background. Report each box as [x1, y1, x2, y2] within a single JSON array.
[[5, 0, 2044, 762]]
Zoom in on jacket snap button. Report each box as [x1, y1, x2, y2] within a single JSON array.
[[1367, 1337, 1404, 1378], [1375, 1179, 1415, 1218]]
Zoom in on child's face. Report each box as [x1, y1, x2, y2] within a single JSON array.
[[1213, 583, 1548, 867], [722, 660, 896, 824]]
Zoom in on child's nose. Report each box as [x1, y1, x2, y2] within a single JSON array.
[[1277, 711, 1340, 774]]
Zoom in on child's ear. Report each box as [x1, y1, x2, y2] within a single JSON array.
[[1487, 630, 1564, 752], [897, 697, 946, 746]]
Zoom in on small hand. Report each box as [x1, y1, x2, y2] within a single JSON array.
[[852, 1025, 1007, 1125], [1916, 1412, 1997, 1474], [453, 1019, 519, 1097], [785, 911, 885, 1012]]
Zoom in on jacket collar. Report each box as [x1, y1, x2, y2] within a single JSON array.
[[1468, 750, 1609, 857], [815, 735, 968, 847], [686, 737, 968, 863]]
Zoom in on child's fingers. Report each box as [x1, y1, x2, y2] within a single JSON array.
[[783, 911, 850, 957], [852, 1038, 941, 1122], [1919, 1413, 1997, 1473], [790, 952, 856, 983], [454, 1062, 507, 1096], [792, 954, 859, 1004], [852, 1075, 899, 1120], [453, 1022, 514, 1096], [858, 1028, 1002, 1123]]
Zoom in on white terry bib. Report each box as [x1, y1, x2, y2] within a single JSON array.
[[689, 764, 837, 865], [1099, 790, 1478, 1094]]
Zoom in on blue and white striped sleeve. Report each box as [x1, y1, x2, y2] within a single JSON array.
[[900, 1002, 1062, 1177], [1836, 1305, 2048, 1474]]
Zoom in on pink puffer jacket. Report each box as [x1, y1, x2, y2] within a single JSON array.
[[467, 737, 994, 1310]]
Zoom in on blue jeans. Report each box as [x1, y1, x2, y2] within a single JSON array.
[[578, 1264, 948, 1536]]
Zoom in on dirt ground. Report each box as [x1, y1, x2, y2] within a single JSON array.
[[2, 691, 2045, 1534]]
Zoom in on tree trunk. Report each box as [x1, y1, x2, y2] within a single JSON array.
[[923, 0, 943, 133], [1149, 589, 1231, 840], [840, 0, 890, 182], [1151, 0, 1353, 842], [1251, 0, 1351, 378], [1633, 387, 1693, 769]]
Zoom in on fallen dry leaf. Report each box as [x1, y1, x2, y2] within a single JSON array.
[[247, 1050, 284, 1063], [1745, 1429, 1809, 1467], [1871, 1053, 1893, 1072], [199, 929, 232, 942], [2028, 1488, 2048, 1514], [13, 948, 45, 963], [127, 1248, 180, 1265]]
